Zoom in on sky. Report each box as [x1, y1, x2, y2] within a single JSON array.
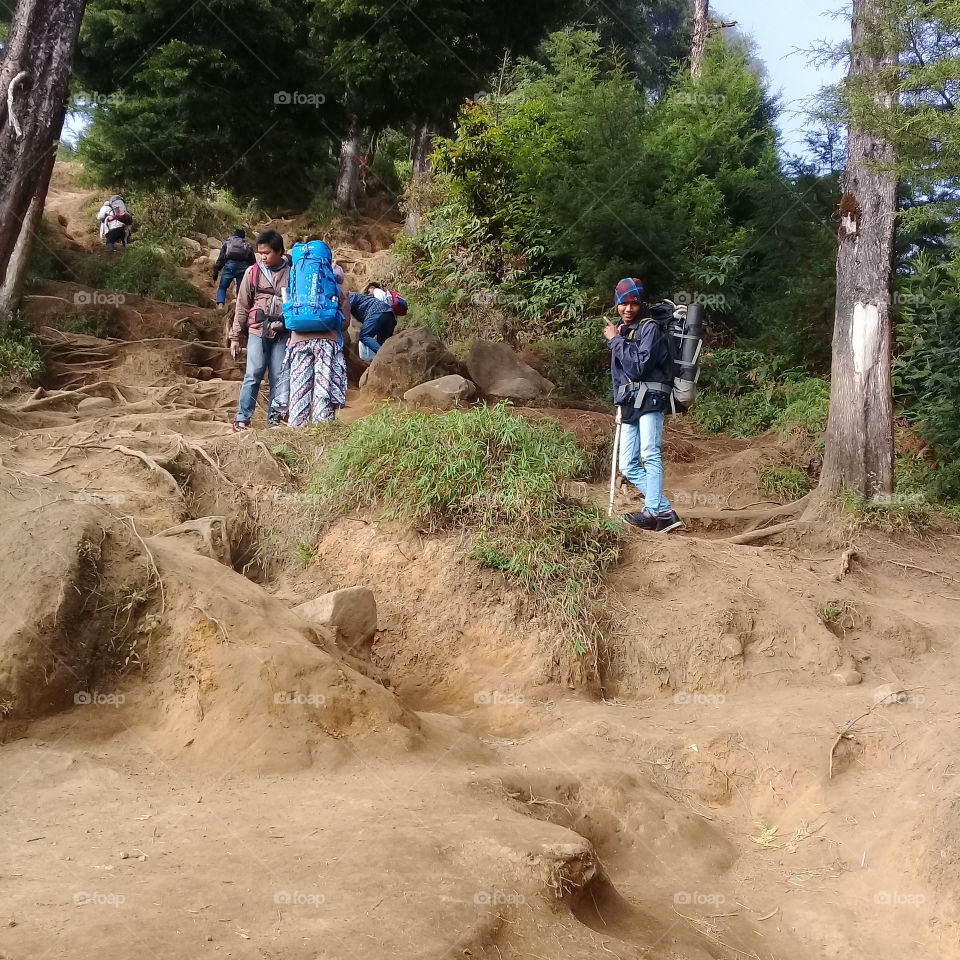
[[722, 0, 850, 154]]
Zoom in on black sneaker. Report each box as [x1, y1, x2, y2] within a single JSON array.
[[624, 510, 659, 531], [656, 510, 684, 533]]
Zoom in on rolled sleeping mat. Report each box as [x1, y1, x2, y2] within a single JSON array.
[[672, 303, 704, 409]]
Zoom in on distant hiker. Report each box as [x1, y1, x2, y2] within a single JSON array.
[[364, 281, 408, 318], [228, 229, 291, 431], [96, 194, 133, 253], [213, 228, 255, 311], [604, 277, 683, 533], [281, 241, 349, 426], [350, 289, 399, 362]]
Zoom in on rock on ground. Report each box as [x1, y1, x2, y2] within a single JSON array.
[[467, 340, 554, 403], [294, 586, 378, 657], [359, 327, 464, 398], [403, 375, 477, 411]]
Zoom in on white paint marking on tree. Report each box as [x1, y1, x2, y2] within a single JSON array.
[[851, 302, 881, 376]]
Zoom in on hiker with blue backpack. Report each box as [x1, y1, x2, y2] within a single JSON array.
[[282, 246, 349, 426], [605, 278, 688, 534], [228, 229, 293, 431]]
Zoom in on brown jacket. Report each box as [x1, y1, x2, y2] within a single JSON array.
[[228, 259, 291, 342]]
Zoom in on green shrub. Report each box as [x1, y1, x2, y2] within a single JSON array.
[[539, 323, 610, 402], [76, 244, 198, 304], [693, 346, 828, 442], [759, 465, 811, 502], [51, 311, 119, 339], [0, 314, 43, 386], [309, 403, 621, 653]]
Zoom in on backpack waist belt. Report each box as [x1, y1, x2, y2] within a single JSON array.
[[618, 380, 672, 407]]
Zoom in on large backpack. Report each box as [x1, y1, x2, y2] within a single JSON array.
[[108, 195, 133, 226], [224, 235, 251, 261], [281, 241, 344, 334], [641, 301, 704, 414]]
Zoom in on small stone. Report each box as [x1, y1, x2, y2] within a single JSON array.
[[195, 366, 215, 381], [719, 634, 743, 659], [832, 668, 863, 686], [120, 851, 130, 859], [873, 682, 907, 705], [77, 396, 113, 412]]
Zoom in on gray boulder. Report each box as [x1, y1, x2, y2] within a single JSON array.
[[403, 374, 477, 411], [467, 340, 554, 403], [359, 327, 464, 398], [294, 586, 377, 656]]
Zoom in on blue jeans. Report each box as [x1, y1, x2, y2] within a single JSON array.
[[619, 411, 672, 515], [235, 331, 290, 423], [358, 311, 396, 356], [217, 260, 247, 304]]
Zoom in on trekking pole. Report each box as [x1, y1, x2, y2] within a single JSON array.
[[608, 414, 622, 518]]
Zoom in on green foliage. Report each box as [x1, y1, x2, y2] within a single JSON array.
[[50, 311, 119, 339], [693, 347, 829, 441], [272, 445, 299, 471], [0, 315, 44, 386], [77, 244, 198, 304], [759, 465, 811, 502], [840, 487, 932, 532], [538, 323, 610, 402], [309, 403, 621, 653], [27, 219, 74, 288]]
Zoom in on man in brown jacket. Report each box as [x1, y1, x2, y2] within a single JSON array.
[[228, 229, 291, 430]]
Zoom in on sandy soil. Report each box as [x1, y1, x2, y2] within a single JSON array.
[[1, 165, 958, 960]]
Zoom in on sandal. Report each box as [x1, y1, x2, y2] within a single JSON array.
[[232, 420, 249, 432]]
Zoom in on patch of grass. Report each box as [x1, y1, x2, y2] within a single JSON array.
[[51, 310, 119, 339], [817, 602, 843, 624], [0, 313, 43, 386], [272, 444, 298, 471], [840, 487, 931, 532], [773, 378, 830, 442], [76, 244, 198, 304], [308, 403, 621, 654], [26, 218, 74, 288], [295, 543, 316, 568], [759, 464, 811, 502]]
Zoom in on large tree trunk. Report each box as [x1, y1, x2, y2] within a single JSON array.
[[691, 0, 709, 79], [0, 125, 61, 316], [0, 0, 86, 277], [335, 114, 361, 211], [403, 120, 436, 237], [814, 0, 897, 504]]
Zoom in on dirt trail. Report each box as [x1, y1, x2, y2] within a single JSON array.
[[1, 164, 959, 960]]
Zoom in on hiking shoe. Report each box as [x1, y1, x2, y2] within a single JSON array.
[[656, 510, 684, 533], [232, 420, 249, 432], [623, 510, 659, 531]]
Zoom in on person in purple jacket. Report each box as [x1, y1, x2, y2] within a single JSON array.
[[603, 277, 683, 533]]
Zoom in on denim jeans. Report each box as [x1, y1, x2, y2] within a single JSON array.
[[217, 260, 247, 304], [235, 331, 290, 423], [358, 311, 396, 356], [618, 411, 672, 515]]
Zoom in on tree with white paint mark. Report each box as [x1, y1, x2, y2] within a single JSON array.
[[813, 0, 898, 504]]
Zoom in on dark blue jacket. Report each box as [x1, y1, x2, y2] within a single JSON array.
[[608, 319, 674, 400], [349, 292, 392, 322]]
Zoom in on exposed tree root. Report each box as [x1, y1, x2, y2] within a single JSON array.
[[720, 519, 811, 545]]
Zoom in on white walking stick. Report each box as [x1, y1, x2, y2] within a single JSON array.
[[608, 412, 622, 518]]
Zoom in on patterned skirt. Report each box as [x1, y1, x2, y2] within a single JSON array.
[[284, 338, 347, 427]]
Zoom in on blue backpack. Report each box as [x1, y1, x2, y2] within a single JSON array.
[[282, 241, 343, 334]]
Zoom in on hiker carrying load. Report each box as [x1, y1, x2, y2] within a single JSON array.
[[228, 229, 292, 431], [214, 228, 255, 314], [96, 195, 133, 253], [604, 277, 688, 534], [280, 242, 349, 426]]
